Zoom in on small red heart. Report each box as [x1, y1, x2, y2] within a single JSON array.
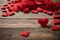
[[2, 13, 8, 17], [51, 25, 60, 31], [2, 10, 7, 12], [20, 31, 30, 37], [23, 8, 30, 13], [3, 4, 8, 7], [9, 5, 18, 12], [47, 11, 53, 15], [53, 20, 60, 25], [54, 15, 60, 19], [17, 3, 25, 11], [8, 2, 11, 4], [38, 18, 49, 27], [1, 6, 6, 10], [37, 7, 43, 12], [11, 1, 15, 4], [54, 11, 60, 14], [31, 10, 38, 14], [27, 1, 37, 10], [7, 11, 15, 16], [43, 10, 48, 13]]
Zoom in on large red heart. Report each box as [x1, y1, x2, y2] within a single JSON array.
[[38, 18, 49, 27]]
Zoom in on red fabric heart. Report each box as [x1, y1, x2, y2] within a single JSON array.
[[3, 4, 8, 7], [27, 0, 37, 10], [47, 11, 53, 15], [2, 10, 7, 12], [20, 31, 29, 37], [54, 15, 60, 19], [37, 7, 43, 12], [2, 13, 8, 17], [43, 10, 47, 13], [17, 2, 28, 11], [9, 5, 18, 12], [51, 25, 60, 31], [23, 8, 30, 13], [31, 10, 38, 13], [7, 11, 15, 16], [38, 18, 49, 27], [1, 6, 6, 10], [53, 20, 60, 25], [54, 11, 60, 14]]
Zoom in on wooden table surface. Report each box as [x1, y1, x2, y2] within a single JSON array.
[[0, 0, 60, 40]]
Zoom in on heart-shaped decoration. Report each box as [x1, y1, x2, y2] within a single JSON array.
[[38, 18, 49, 27], [51, 25, 60, 31], [20, 31, 30, 37]]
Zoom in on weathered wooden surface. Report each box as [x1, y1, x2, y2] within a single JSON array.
[[0, 0, 60, 40], [0, 18, 53, 28], [0, 28, 60, 40]]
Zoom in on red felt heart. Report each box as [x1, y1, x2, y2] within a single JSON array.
[[31, 10, 38, 13], [54, 15, 60, 19], [54, 11, 60, 14], [43, 10, 47, 13], [2, 10, 7, 12], [51, 25, 60, 31], [7, 11, 15, 16], [17, 3, 27, 11], [47, 11, 53, 15], [1, 6, 6, 10], [2, 13, 8, 17], [53, 20, 60, 25], [3, 4, 8, 7], [37, 7, 43, 12], [38, 18, 49, 27], [9, 5, 18, 12], [23, 8, 30, 13], [20, 31, 29, 37]]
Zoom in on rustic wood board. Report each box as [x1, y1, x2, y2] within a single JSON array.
[[0, 18, 53, 28], [0, 0, 60, 40], [0, 28, 60, 40]]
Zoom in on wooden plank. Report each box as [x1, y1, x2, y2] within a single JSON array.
[[0, 28, 60, 40], [0, 11, 54, 18], [0, 0, 7, 7], [0, 18, 53, 28]]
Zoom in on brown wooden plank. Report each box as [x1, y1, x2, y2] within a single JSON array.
[[0, 11, 54, 18], [0, 28, 60, 40], [0, 18, 53, 28]]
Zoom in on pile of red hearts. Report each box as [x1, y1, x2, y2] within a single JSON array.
[[1, 0, 60, 17]]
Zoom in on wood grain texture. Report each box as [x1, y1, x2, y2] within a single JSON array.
[[0, 18, 53, 28], [0, 0, 60, 40], [0, 28, 60, 40]]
